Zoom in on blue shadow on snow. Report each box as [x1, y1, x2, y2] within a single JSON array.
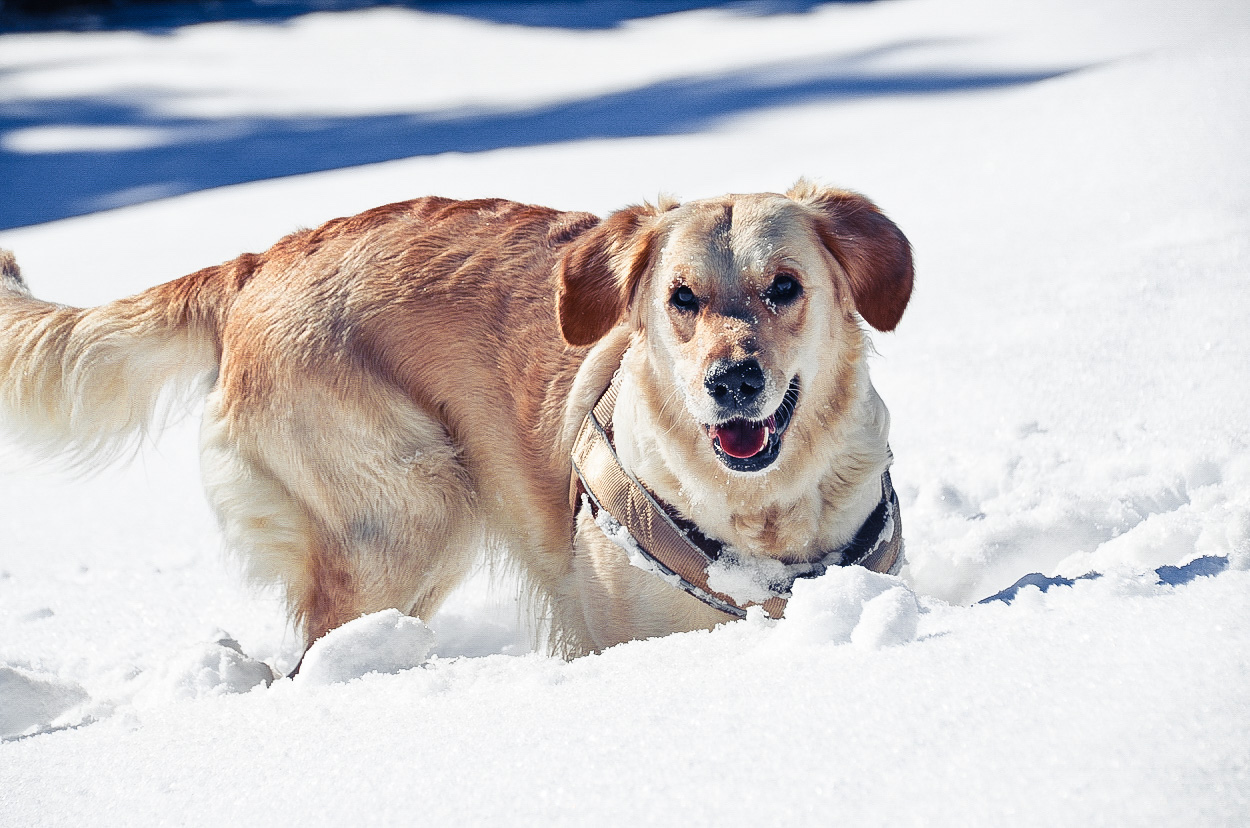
[[0, 42, 1081, 230], [2, 1, 868, 34], [979, 555, 1231, 605]]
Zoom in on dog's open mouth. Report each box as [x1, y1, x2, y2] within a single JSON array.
[[705, 377, 801, 472]]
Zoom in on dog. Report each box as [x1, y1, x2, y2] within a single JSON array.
[[0, 181, 912, 658]]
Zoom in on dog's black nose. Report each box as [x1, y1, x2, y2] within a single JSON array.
[[705, 360, 765, 412]]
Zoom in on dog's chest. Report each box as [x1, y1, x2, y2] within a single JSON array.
[[726, 498, 822, 560], [639, 460, 829, 561]]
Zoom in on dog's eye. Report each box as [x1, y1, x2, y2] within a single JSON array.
[[670, 285, 698, 311], [764, 273, 802, 307]]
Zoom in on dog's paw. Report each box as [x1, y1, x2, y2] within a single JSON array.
[[295, 610, 435, 686]]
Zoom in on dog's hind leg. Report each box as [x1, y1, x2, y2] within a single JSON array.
[[199, 372, 480, 655]]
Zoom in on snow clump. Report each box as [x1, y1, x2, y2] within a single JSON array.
[[294, 609, 436, 686], [132, 633, 274, 709], [776, 567, 921, 649]]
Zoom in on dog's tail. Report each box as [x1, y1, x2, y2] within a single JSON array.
[[0, 248, 246, 467]]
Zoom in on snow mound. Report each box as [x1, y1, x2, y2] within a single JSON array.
[[295, 609, 435, 686], [776, 567, 920, 648], [134, 633, 274, 708], [850, 585, 922, 649], [0, 665, 90, 740]]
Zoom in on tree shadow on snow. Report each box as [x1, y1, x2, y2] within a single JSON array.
[[0, 40, 1083, 230], [3, 0, 866, 35]]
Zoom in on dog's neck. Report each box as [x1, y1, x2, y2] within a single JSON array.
[[608, 343, 892, 565]]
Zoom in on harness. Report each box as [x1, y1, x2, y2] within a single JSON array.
[[570, 372, 904, 620]]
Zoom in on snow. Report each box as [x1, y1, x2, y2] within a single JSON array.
[[705, 548, 792, 604], [294, 610, 436, 687], [0, 665, 89, 740], [773, 567, 920, 649], [1, 0, 1248, 824]]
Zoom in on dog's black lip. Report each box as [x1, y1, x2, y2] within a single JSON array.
[[708, 377, 800, 472]]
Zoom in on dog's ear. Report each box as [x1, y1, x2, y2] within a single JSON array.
[[788, 181, 914, 332], [556, 204, 665, 347]]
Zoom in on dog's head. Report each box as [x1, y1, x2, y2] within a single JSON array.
[[557, 181, 912, 474]]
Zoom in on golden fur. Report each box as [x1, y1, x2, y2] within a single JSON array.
[[0, 182, 912, 657]]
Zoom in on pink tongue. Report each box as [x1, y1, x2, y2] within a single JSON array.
[[713, 420, 768, 459]]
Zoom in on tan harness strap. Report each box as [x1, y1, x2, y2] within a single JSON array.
[[571, 373, 769, 617], [571, 371, 902, 621]]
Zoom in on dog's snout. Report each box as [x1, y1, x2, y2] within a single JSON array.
[[705, 360, 765, 412]]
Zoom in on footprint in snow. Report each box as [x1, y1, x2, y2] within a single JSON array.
[[0, 665, 90, 740]]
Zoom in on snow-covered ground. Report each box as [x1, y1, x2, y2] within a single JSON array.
[[1, 0, 1248, 824]]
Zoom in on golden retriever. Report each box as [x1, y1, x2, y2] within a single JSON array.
[[0, 181, 912, 657]]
